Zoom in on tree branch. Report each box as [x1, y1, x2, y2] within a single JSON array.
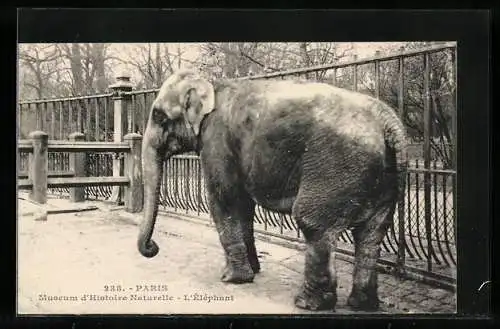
[[239, 50, 279, 71]]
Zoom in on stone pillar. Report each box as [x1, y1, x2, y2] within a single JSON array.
[[124, 133, 143, 213], [69, 132, 86, 202], [29, 131, 48, 204], [108, 73, 133, 204]]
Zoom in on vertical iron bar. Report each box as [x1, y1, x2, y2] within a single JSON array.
[[132, 95, 136, 133], [398, 47, 406, 119], [68, 101, 73, 135], [185, 158, 189, 213], [77, 100, 82, 133], [450, 47, 457, 170], [404, 171, 415, 259], [263, 207, 267, 231], [35, 103, 41, 130], [50, 102, 55, 138], [396, 52, 406, 274], [423, 52, 433, 272], [174, 159, 178, 212], [43, 102, 48, 133], [95, 98, 100, 141], [197, 158, 201, 216], [450, 47, 458, 245], [59, 101, 63, 140], [414, 160, 425, 260], [86, 98, 91, 141], [434, 161, 446, 265], [104, 97, 109, 142], [442, 175, 448, 244]]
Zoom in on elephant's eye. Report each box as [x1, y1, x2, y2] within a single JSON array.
[[152, 108, 168, 124]]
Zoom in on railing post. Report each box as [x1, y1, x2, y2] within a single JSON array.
[[69, 132, 86, 202], [109, 73, 133, 204], [29, 131, 48, 204], [124, 133, 143, 213]]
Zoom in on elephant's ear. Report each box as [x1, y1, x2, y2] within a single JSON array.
[[152, 70, 215, 131], [178, 76, 215, 136]]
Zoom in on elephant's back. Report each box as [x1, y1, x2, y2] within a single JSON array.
[[217, 79, 387, 155]]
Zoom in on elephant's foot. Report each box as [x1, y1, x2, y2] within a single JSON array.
[[221, 243, 256, 283], [347, 287, 380, 311], [221, 263, 255, 284], [294, 285, 337, 311]]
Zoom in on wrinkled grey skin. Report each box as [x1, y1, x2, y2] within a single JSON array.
[[137, 70, 408, 312]]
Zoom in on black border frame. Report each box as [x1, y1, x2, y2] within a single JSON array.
[[2, 8, 493, 329]]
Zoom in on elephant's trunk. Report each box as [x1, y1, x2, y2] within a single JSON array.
[[137, 136, 165, 258]]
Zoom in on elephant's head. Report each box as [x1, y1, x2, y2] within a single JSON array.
[[137, 70, 215, 258]]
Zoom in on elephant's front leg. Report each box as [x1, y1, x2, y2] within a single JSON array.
[[209, 194, 256, 284], [239, 200, 260, 274]]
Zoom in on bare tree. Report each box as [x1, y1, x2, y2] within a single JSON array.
[[19, 44, 63, 99], [117, 43, 186, 89], [195, 42, 354, 80], [57, 43, 114, 95]]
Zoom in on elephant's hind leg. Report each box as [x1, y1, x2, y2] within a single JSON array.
[[347, 200, 395, 311], [208, 192, 256, 284], [293, 201, 339, 311], [293, 230, 338, 311]]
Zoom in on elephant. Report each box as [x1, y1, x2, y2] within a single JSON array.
[[137, 69, 408, 312]]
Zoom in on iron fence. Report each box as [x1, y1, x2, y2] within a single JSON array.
[[85, 152, 115, 200], [18, 94, 114, 142], [17, 42, 457, 289], [156, 154, 456, 288]]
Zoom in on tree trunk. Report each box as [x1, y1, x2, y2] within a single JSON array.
[[92, 43, 108, 93], [69, 43, 84, 96]]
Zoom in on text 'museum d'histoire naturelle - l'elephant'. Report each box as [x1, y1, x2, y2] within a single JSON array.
[[136, 70, 408, 312]]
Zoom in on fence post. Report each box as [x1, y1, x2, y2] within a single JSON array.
[[423, 51, 434, 272], [124, 133, 143, 213], [69, 132, 86, 202], [109, 73, 133, 204], [396, 45, 407, 276], [29, 131, 48, 204]]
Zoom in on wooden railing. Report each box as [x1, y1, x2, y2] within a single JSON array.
[[18, 130, 143, 213]]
